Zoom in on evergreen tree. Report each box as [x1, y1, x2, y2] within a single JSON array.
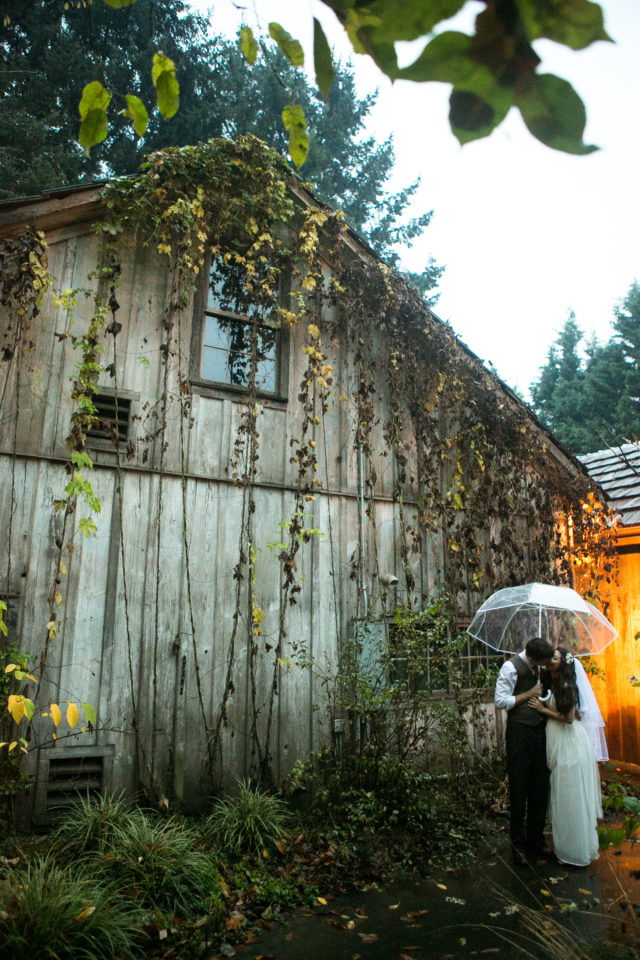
[[612, 282, 640, 437], [580, 337, 629, 449], [0, 0, 441, 295], [531, 285, 640, 455], [531, 314, 591, 452]]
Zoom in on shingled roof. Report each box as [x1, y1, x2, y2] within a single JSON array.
[[580, 444, 640, 526]]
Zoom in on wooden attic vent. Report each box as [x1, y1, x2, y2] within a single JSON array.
[[85, 393, 131, 446], [34, 745, 114, 825]]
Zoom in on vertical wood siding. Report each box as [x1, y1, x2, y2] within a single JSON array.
[[0, 219, 577, 809]]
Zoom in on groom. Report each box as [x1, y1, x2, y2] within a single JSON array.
[[494, 636, 554, 865]]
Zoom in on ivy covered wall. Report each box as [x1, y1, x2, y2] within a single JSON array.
[[0, 137, 616, 814]]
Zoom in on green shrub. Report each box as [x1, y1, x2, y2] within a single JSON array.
[[230, 860, 318, 913], [98, 811, 224, 919], [0, 854, 142, 959], [291, 748, 492, 873], [55, 799, 223, 920], [53, 790, 136, 856], [207, 780, 290, 856]]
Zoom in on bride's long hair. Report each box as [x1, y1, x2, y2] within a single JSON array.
[[553, 645, 580, 716]]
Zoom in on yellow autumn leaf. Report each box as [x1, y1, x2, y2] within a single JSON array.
[[540, 889, 551, 896], [46, 621, 58, 639], [54, 590, 62, 606], [75, 906, 96, 921], [50, 703, 62, 727], [307, 323, 320, 339], [8, 695, 25, 725], [59, 559, 67, 575], [436, 883, 447, 890], [4, 663, 18, 674], [66, 702, 80, 729], [317, 896, 328, 905], [8, 741, 17, 752], [578, 888, 592, 895]]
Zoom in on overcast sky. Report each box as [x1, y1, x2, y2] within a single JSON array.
[[192, 0, 640, 398]]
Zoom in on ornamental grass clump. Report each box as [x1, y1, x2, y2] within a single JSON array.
[[98, 811, 223, 919], [207, 779, 291, 856], [53, 790, 136, 856], [0, 854, 142, 960]]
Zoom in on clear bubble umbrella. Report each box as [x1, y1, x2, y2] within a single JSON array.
[[467, 582, 618, 655]]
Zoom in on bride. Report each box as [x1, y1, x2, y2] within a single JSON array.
[[528, 647, 603, 867]]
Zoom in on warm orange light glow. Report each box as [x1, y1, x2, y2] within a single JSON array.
[[585, 544, 640, 764]]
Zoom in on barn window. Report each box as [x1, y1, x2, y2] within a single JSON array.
[[193, 259, 287, 398], [388, 619, 503, 693], [354, 617, 503, 695], [201, 314, 278, 392]]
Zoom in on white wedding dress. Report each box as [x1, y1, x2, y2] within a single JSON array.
[[546, 695, 603, 867]]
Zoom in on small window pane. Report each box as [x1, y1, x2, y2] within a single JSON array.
[[209, 260, 257, 317], [201, 346, 229, 383], [228, 350, 252, 386], [203, 315, 229, 349], [201, 307, 279, 394], [256, 358, 276, 392], [258, 327, 277, 356]]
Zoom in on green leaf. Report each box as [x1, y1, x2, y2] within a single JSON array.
[[102, 0, 137, 7], [152, 52, 179, 119], [78, 517, 98, 538], [239, 25, 259, 65], [313, 18, 334, 100], [623, 796, 640, 814], [398, 31, 492, 86], [449, 85, 513, 145], [356, 0, 466, 43], [123, 94, 148, 138], [23, 698, 35, 722], [82, 702, 97, 727], [363, 38, 399, 78], [517, 0, 611, 50], [282, 103, 309, 168], [71, 450, 93, 469], [78, 81, 111, 155], [269, 22, 304, 67], [516, 73, 597, 154]]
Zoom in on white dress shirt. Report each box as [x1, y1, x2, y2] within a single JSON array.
[[494, 650, 538, 711]]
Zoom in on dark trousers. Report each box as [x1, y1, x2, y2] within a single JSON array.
[[506, 720, 549, 853]]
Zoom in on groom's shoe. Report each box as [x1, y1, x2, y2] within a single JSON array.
[[511, 847, 529, 867]]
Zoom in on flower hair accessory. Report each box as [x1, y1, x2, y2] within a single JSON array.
[[565, 652, 574, 664]]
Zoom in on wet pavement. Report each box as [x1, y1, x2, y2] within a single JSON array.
[[237, 838, 639, 960], [235, 768, 640, 960]]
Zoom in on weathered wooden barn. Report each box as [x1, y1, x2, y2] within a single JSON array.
[[0, 138, 612, 821], [580, 445, 640, 764]]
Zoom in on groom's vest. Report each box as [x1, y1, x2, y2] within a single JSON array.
[[508, 654, 545, 726]]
